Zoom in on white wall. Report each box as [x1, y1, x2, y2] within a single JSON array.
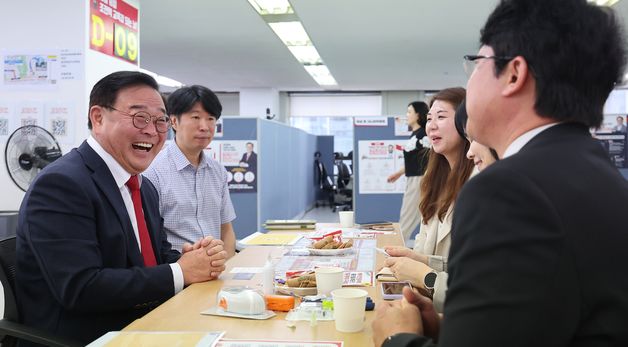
[[1, 0, 141, 210], [215, 92, 240, 115], [240, 88, 280, 118], [289, 93, 382, 117], [0, 0, 85, 210], [381, 91, 427, 116]]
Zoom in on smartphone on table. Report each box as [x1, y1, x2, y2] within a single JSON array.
[[380, 281, 412, 300]]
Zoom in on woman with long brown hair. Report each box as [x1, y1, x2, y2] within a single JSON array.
[[384, 87, 473, 300], [387, 101, 429, 241]]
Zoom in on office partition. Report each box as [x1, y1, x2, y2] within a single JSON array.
[[258, 120, 318, 227], [353, 117, 405, 224], [219, 117, 322, 239]]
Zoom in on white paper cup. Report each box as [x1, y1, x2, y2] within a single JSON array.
[[338, 211, 354, 228], [315, 267, 344, 296], [331, 288, 368, 333]]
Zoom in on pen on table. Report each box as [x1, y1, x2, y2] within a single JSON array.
[[361, 230, 394, 235], [375, 247, 390, 257]]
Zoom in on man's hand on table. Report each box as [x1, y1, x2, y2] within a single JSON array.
[[372, 286, 423, 347], [372, 286, 441, 346], [179, 236, 227, 284]]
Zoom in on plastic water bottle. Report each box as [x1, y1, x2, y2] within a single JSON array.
[[262, 255, 274, 295]]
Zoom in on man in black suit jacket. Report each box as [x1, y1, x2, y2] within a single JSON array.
[[16, 71, 228, 345], [372, 0, 628, 346]]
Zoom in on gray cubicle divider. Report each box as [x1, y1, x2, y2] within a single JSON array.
[[219, 117, 258, 240], [353, 117, 404, 224], [221, 117, 333, 239], [258, 119, 319, 228]]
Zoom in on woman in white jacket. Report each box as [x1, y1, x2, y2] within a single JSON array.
[[384, 89, 473, 310]]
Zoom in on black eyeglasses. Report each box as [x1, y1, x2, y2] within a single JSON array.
[[463, 55, 514, 76], [107, 106, 171, 133]]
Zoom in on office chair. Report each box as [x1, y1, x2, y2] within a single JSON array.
[[332, 152, 353, 212], [0, 212, 18, 240], [0, 236, 81, 347], [336, 159, 351, 189], [314, 152, 335, 208]]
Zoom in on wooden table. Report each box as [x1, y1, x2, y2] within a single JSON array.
[[123, 225, 403, 346]]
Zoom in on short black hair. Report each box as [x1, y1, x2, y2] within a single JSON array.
[[88, 71, 159, 129], [167, 85, 222, 120], [480, 0, 626, 128], [409, 101, 429, 128]]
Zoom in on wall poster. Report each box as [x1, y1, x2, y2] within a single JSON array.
[[358, 140, 407, 194], [205, 140, 258, 192]]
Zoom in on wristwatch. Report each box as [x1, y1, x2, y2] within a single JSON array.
[[423, 270, 438, 290]]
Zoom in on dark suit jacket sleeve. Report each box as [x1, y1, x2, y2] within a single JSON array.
[[23, 171, 176, 313], [158, 223, 180, 264], [436, 167, 576, 346]]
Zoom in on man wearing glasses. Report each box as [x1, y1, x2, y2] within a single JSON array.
[[373, 0, 628, 346], [16, 71, 227, 345], [144, 85, 237, 258]]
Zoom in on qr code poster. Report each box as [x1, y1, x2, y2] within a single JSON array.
[[45, 101, 75, 144], [17, 101, 44, 130], [0, 118, 9, 137], [0, 102, 15, 142]]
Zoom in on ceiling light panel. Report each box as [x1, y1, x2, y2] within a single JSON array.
[[248, 1, 338, 88], [288, 45, 322, 65], [139, 68, 184, 88], [304, 65, 337, 86], [268, 21, 311, 46], [248, 0, 293, 15]]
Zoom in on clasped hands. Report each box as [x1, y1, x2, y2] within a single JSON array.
[[178, 236, 227, 285], [372, 286, 440, 347]]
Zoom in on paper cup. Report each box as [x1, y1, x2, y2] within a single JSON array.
[[315, 267, 344, 296], [331, 288, 368, 333], [338, 211, 354, 228]]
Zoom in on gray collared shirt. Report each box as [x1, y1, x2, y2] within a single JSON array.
[[144, 141, 236, 252]]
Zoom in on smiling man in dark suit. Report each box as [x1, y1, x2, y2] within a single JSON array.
[[16, 71, 228, 345], [373, 0, 628, 346]]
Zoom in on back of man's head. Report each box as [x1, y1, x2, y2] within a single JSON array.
[[480, 0, 626, 128], [167, 85, 222, 120], [88, 71, 159, 129]]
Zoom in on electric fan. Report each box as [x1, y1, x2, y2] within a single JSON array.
[[4, 125, 62, 192]]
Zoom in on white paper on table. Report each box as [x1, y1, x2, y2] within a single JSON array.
[[230, 267, 264, 274]]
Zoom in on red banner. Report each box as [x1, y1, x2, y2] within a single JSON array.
[[89, 0, 139, 65]]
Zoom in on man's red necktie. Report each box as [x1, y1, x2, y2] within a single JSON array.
[[126, 175, 157, 267]]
